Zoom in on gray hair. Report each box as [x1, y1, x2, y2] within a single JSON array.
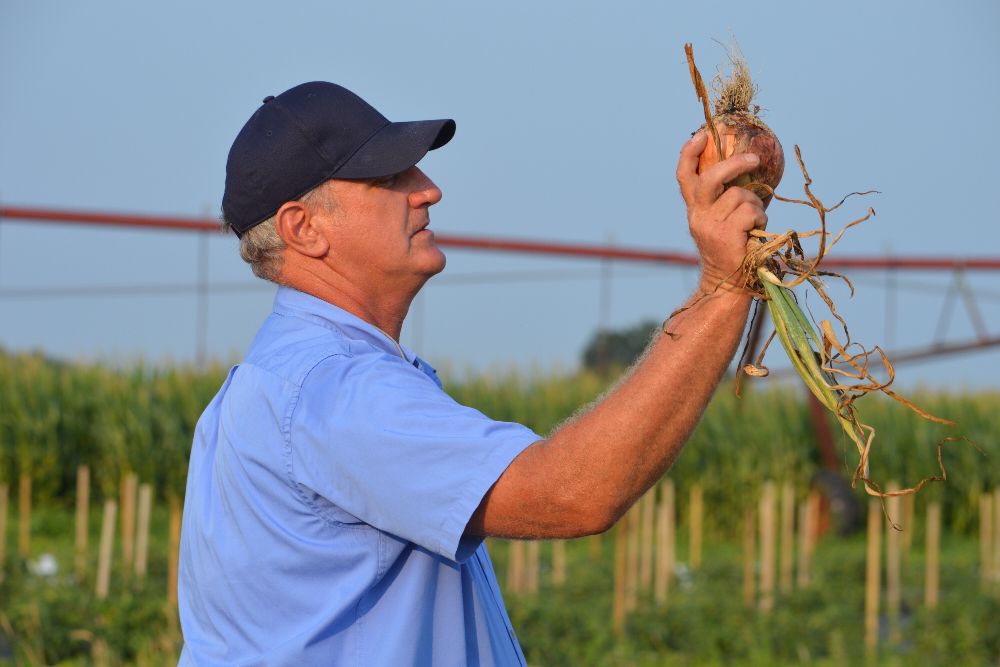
[[222, 183, 333, 283]]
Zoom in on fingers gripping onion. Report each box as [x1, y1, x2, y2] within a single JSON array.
[[698, 114, 784, 208]]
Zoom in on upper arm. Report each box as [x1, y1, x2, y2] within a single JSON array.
[[290, 353, 540, 561]]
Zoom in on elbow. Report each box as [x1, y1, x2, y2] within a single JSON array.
[[580, 509, 618, 537], [558, 484, 620, 537], [585, 499, 629, 536]]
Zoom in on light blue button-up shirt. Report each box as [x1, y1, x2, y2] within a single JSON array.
[[178, 287, 540, 666]]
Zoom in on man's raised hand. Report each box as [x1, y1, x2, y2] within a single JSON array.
[[676, 131, 767, 291]]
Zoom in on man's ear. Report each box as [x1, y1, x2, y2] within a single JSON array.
[[274, 201, 330, 258]]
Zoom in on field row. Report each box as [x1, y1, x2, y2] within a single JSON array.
[[3, 479, 999, 666], [1, 349, 997, 534]]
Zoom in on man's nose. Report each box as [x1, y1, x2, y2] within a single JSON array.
[[408, 167, 443, 208]]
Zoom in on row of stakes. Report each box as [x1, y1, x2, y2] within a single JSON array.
[[2, 472, 1000, 656], [495, 479, 1000, 651], [0, 467, 182, 613]]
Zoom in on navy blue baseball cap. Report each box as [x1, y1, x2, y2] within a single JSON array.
[[222, 82, 456, 237]]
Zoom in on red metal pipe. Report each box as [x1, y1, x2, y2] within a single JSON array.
[[3, 204, 1000, 271], [433, 233, 700, 265], [817, 257, 1000, 271], [0, 205, 218, 233]]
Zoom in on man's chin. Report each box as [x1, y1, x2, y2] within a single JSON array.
[[429, 252, 447, 276], [417, 248, 447, 278]]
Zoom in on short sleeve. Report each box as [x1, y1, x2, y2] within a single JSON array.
[[288, 352, 540, 562]]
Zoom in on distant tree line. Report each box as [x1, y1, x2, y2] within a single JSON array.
[[580, 319, 659, 372]]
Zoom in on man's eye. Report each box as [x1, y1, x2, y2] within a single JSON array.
[[374, 174, 398, 188]]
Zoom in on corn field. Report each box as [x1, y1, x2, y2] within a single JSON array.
[[3, 348, 993, 529], [1, 348, 998, 664]]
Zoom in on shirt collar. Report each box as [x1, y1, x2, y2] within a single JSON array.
[[272, 286, 419, 364]]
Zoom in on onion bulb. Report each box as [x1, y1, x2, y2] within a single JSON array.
[[695, 53, 784, 208]]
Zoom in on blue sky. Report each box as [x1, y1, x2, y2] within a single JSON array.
[[1, 0, 999, 389]]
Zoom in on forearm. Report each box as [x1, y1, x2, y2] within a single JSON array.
[[469, 282, 752, 539], [550, 282, 751, 526], [467, 132, 767, 540]]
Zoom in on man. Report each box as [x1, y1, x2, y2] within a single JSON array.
[[178, 81, 765, 666]]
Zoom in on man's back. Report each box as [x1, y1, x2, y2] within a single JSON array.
[[178, 287, 538, 666]]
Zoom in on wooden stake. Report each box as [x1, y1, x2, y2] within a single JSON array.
[[588, 533, 602, 560], [17, 473, 31, 558], [779, 481, 795, 594], [900, 492, 915, 563], [981, 492, 993, 588], [507, 541, 524, 593], [75, 465, 90, 582], [551, 540, 566, 586], [639, 490, 655, 592], [503, 540, 514, 591], [993, 488, 1000, 586], [625, 504, 641, 612], [979, 493, 993, 587], [0, 483, 8, 580], [758, 482, 777, 612], [742, 506, 756, 609], [516, 541, 528, 593], [613, 516, 628, 634], [120, 471, 138, 573], [689, 483, 703, 571], [806, 490, 821, 555], [96, 500, 117, 600], [885, 482, 902, 645], [135, 483, 153, 581], [525, 540, 540, 595], [864, 498, 882, 656], [167, 494, 181, 612], [796, 497, 812, 589], [924, 501, 940, 609], [654, 479, 675, 607], [514, 541, 526, 593], [92, 637, 110, 667]]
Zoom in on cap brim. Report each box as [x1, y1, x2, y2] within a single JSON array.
[[334, 118, 455, 179]]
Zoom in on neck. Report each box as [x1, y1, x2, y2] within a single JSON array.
[[279, 261, 427, 341]]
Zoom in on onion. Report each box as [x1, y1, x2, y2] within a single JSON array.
[[694, 52, 785, 208]]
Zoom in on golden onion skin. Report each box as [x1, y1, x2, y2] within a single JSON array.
[[696, 111, 784, 209]]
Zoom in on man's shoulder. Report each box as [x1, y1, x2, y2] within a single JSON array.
[[242, 311, 353, 386], [242, 310, 405, 389]]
